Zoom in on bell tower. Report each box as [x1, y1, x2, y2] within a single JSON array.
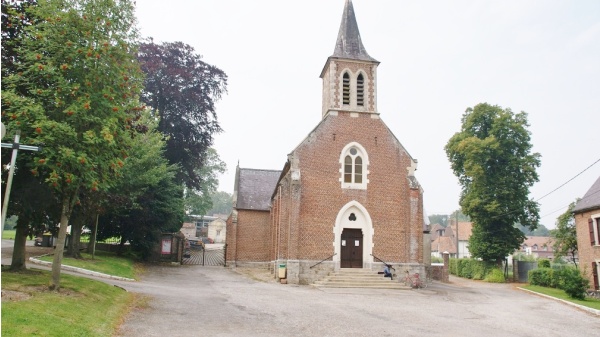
[[320, 0, 380, 118]]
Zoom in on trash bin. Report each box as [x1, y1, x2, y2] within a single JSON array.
[[42, 234, 53, 247], [278, 264, 286, 278]]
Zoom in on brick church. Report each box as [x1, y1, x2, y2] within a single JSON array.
[[226, 0, 428, 285]]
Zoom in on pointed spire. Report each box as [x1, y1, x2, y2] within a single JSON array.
[[332, 0, 377, 62]]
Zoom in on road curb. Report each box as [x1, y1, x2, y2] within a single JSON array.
[[28, 255, 135, 282], [517, 287, 600, 316]]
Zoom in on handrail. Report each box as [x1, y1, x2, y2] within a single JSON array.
[[371, 254, 394, 269], [309, 253, 337, 269]]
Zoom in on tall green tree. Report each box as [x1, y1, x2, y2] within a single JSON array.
[[183, 148, 226, 217], [137, 40, 228, 190], [208, 191, 233, 216], [1, 0, 143, 290], [551, 201, 579, 267], [445, 103, 541, 264], [98, 111, 183, 259]]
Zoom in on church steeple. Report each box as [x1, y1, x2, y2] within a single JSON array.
[[321, 0, 379, 118], [332, 0, 377, 63]]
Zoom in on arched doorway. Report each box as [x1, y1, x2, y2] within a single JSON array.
[[333, 201, 373, 268], [341, 228, 362, 268]]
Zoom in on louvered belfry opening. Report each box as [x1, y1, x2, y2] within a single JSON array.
[[357, 73, 364, 106], [342, 72, 350, 105]]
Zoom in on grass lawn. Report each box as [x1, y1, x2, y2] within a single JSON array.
[[2, 229, 16, 240], [38, 251, 138, 280], [522, 284, 600, 311], [1, 268, 137, 337]]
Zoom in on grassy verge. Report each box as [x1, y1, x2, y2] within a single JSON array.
[[2, 229, 16, 240], [522, 284, 600, 311], [38, 251, 138, 280], [1, 268, 136, 337]]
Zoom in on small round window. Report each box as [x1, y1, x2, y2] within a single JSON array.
[[350, 148, 357, 155]]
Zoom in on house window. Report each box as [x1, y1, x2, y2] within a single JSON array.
[[357, 73, 364, 106], [589, 216, 600, 246], [342, 72, 350, 105], [340, 142, 369, 189]]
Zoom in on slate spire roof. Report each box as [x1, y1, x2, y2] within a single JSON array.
[[331, 0, 378, 62]]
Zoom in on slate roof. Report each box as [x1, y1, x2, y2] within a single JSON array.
[[235, 168, 281, 211], [573, 175, 600, 213], [331, 0, 378, 62]]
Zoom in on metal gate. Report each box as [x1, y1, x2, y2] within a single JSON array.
[[516, 260, 537, 282], [182, 242, 226, 266]]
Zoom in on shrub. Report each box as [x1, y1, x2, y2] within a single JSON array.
[[484, 268, 505, 283], [538, 259, 551, 268], [529, 266, 589, 300], [458, 259, 473, 279], [449, 258, 499, 281], [529, 267, 553, 287], [431, 256, 443, 263], [449, 258, 458, 275], [560, 268, 589, 300]]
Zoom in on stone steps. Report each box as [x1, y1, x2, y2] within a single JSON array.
[[313, 268, 411, 289]]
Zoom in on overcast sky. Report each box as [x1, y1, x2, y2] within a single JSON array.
[[134, 0, 600, 228]]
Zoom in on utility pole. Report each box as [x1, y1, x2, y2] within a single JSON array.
[[1, 124, 43, 237], [456, 211, 459, 259]]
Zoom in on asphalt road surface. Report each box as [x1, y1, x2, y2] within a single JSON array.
[[114, 265, 600, 337], [2, 241, 598, 336]]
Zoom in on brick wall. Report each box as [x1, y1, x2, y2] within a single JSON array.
[[272, 111, 424, 272], [575, 210, 600, 288], [227, 209, 271, 263]]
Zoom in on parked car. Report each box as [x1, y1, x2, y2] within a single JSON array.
[[189, 239, 204, 248]]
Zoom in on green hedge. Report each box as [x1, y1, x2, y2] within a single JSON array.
[[529, 267, 589, 300], [449, 258, 499, 281]]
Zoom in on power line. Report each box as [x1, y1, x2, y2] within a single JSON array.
[[535, 157, 600, 202], [540, 189, 600, 220]]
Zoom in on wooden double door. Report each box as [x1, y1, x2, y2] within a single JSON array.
[[340, 228, 363, 268]]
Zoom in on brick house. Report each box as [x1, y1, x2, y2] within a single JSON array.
[[573, 175, 600, 290], [430, 221, 472, 259], [519, 236, 554, 260], [226, 0, 426, 285]]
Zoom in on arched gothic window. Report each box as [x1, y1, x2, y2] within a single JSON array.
[[342, 72, 350, 105], [340, 143, 369, 189]]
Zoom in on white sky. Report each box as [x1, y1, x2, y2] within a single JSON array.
[[134, 0, 600, 228]]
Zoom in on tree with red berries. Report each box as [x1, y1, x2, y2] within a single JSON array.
[[1, 0, 143, 290]]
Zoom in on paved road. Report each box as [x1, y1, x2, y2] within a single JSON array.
[[114, 264, 600, 337], [3, 241, 599, 336]]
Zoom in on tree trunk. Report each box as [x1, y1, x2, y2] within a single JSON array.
[[50, 194, 73, 291], [66, 215, 82, 259], [67, 227, 82, 259], [10, 224, 29, 271], [86, 212, 98, 255]]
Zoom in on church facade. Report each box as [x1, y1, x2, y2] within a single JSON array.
[[226, 0, 427, 285]]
